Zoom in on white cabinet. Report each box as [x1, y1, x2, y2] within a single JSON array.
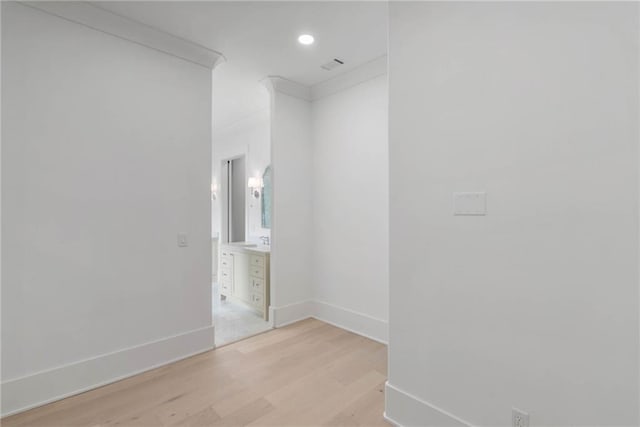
[[220, 245, 270, 320], [232, 252, 250, 303], [212, 237, 219, 282], [247, 253, 269, 317]]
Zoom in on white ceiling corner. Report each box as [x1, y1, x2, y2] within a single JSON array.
[[262, 76, 313, 102], [90, 1, 388, 130], [25, 1, 224, 69]]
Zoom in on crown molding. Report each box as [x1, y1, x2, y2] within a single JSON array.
[[22, 1, 225, 69], [311, 55, 387, 101], [261, 56, 387, 103], [261, 76, 312, 102]]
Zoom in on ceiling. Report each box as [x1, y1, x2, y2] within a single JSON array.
[[93, 1, 388, 132]]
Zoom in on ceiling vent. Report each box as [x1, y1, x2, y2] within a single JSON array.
[[321, 58, 345, 71]]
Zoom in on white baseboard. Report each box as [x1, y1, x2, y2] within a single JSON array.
[[1, 326, 215, 417], [270, 300, 388, 344], [384, 382, 473, 427], [2, 301, 386, 417], [312, 300, 388, 344], [269, 301, 314, 327], [383, 411, 402, 427]]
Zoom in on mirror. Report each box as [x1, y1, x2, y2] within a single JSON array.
[[261, 165, 272, 229]]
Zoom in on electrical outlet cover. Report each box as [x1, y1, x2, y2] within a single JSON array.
[[512, 408, 529, 427], [177, 232, 188, 247], [453, 192, 487, 215]]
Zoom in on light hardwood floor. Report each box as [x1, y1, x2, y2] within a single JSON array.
[[3, 319, 389, 427]]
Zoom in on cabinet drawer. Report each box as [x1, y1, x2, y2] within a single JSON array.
[[220, 257, 232, 269], [251, 278, 264, 294], [220, 249, 232, 258], [220, 271, 232, 292], [250, 265, 264, 279], [250, 292, 264, 308], [220, 268, 232, 281], [221, 280, 231, 293], [250, 255, 265, 267]]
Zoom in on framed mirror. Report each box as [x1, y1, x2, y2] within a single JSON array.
[[261, 165, 272, 229]]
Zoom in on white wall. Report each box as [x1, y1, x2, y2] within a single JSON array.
[[212, 108, 271, 243], [311, 74, 389, 341], [0, 1, 3, 412], [268, 89, 314, 324], [262, 65, 389, 336], [386, 2, 639, 427], [1, 3, 213, 415]]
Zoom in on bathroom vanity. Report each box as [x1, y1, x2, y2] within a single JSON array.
[[219, 243, 270, 320]]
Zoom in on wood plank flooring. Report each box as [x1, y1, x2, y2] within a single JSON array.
[[2, 319, 389, 427]]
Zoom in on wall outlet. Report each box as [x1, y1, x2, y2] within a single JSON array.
[[453, 191, 487, 215], [512, 408, 529, 427], [177, 233, 188, 247]]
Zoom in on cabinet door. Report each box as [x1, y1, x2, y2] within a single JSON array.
[[231, 251, 250, 303], [250, 254, 265, 267], [250, 277, 264, 294]]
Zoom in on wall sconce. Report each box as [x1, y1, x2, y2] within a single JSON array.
[[211, 182, 218, 201], [248, 177, 263, 199]]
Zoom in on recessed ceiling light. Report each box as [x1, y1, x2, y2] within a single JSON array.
[[298, 34, 315, 45]]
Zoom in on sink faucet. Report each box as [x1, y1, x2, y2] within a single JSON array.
[[260, 236, 270, 246]]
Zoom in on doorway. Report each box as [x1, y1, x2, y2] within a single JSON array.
[[213, 154, 272, 346]]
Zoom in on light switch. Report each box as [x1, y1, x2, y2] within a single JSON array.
[[177, 233, 188, 247], [453, 192, 486, 216]]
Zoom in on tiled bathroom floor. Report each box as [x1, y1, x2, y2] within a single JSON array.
[[212, 282, 272, 346]]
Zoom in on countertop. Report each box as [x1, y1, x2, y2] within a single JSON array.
[[222, 242, 271, 254]]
